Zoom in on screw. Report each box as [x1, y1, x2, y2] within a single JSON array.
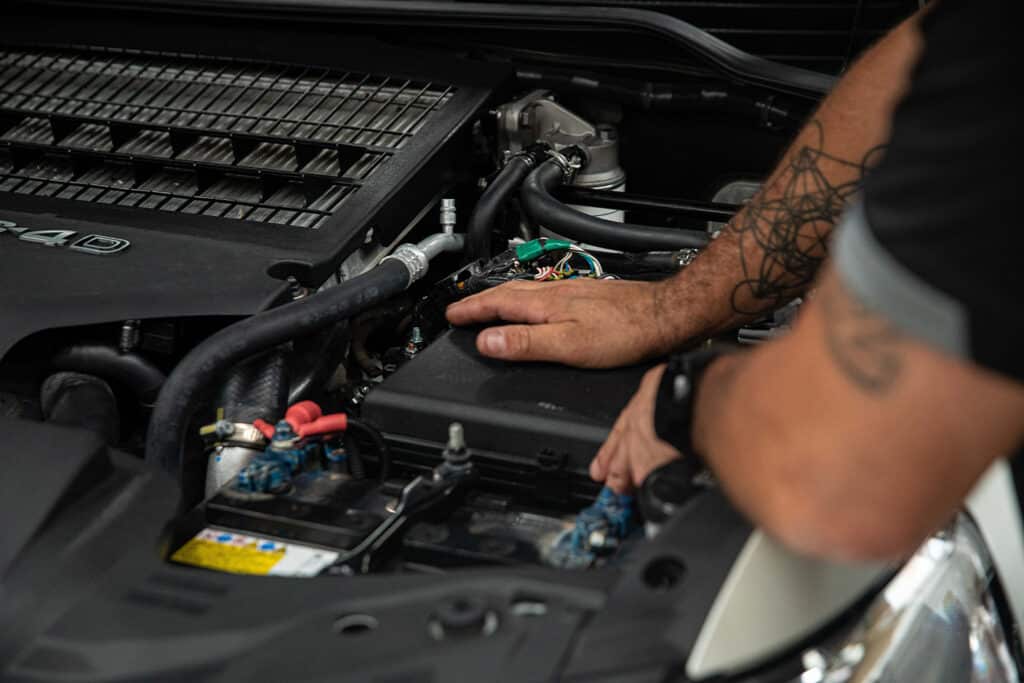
[[447, 423, 466, 452], [119, 319, 141, 353], [442, 422, 471, 468], [214, 420, 236, 439], [287, 276, 309, 301], [404, 326, 426, 360]]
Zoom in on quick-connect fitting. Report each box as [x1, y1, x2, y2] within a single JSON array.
[[440, 198, 457, 235]]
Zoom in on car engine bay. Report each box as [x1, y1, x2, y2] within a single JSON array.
[[11, 3, 1012, 682], [0, 1, 810, 578]]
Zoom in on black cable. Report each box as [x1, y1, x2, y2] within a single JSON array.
[[467, 151, 544, 260], [520, 158, 711, 252], [145, 260, 410, 496], [343, 433, 367, 480], [346, 418, 391, 484], [515, 69, 799, 128]]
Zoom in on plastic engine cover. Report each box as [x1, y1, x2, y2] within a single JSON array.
[[361, 328, 651, 475]]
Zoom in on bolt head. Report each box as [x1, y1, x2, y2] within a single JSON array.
[[588, 530, 607, 548], [214, 420, 235, 438]]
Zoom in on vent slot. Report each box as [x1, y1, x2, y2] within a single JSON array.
[[0, 46, 454, 230]]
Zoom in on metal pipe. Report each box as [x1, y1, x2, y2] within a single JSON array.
[[416, 232, 466, 260]]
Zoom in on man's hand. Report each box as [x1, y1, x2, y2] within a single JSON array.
[[590, 364, 682, 493], [445, 278, 681, 368]]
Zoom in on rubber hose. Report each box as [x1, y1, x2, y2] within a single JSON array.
[[41, 372, 120, 445], [145, 259, 411, 485], [217, 349, 289, 424], [51, 344, 166, 407], [467, 155, 535, 260], [521, 160, 711, 252], [288, 322, 349, 404], [597, 251, 679, 273]]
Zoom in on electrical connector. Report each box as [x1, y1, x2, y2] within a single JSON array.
[[543, 486, 638, 569], [514, 238, 573, 263], [234, 401, 351, 494]]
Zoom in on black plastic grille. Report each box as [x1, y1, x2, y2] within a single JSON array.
[[0, 46, 455, 230]]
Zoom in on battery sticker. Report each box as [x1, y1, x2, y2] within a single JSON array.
[[170, 528, 339, 577]]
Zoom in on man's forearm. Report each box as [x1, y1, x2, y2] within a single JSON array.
[[652, 13, 923, 347]]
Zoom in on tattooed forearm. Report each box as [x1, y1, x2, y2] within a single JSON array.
[[819, 274, 904, 393], [727, 121, 886, 316]]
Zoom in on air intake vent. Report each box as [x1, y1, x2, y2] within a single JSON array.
[[0, 46, 455, 230]]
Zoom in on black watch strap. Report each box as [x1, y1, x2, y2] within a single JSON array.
[[654, 345, 740, 458]]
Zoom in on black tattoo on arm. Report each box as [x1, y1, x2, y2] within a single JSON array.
[[728, 121, 886, 316], [820, 275, 904, 394]]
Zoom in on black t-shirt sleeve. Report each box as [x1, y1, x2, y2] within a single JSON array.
[[836, 0, 1024, 383]]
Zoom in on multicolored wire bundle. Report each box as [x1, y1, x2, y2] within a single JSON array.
[[532, 244, 610, 280]]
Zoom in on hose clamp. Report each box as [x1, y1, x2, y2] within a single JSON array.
[[200, 420, 268, 448], [508, 150, 538, 169], [545, 148, 585, 183], [382, 243, 429, 284], [509, 143, 550, 169]]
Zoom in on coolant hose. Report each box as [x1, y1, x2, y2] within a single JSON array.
[[467, 154, 537, 260], [521, 159, 711, 252], [145, 259, 412, 485], [41, 372, 120, 445], [52, 344, 166, 407], [217, 350, 289, 424]]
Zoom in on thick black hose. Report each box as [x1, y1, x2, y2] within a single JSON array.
[[218, 350, 289, 424], [521, 160, 711, 252], [467, 155, 536, 260], [145, 260, 410, 485], [51, 344, 166, 407], [555, 186, 737, 223], [288, 322, 349, 404], [41, 372, 120, 445], [597, 251, 679, 274]]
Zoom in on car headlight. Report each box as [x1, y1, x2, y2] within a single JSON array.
[[800, 513, 1020, 683]]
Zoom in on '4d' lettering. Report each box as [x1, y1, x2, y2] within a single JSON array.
[[0, 220, 130, 256]]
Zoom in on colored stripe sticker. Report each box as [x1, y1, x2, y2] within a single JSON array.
[[171, 528, 338, 577]]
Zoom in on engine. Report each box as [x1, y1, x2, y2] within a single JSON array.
[[0, 1, 797, 580]]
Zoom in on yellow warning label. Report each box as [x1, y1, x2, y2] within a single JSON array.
[[171, 528, 339, 577], [171, 536, 286, 576]]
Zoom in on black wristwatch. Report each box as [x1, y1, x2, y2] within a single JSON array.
[[654, 345, 740, 458]]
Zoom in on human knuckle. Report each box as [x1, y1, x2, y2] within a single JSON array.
[[508, 326, 531, 353]]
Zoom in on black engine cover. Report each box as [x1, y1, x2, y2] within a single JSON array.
[[0, 5, 501, 358], [362, 328, 651, 476]]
